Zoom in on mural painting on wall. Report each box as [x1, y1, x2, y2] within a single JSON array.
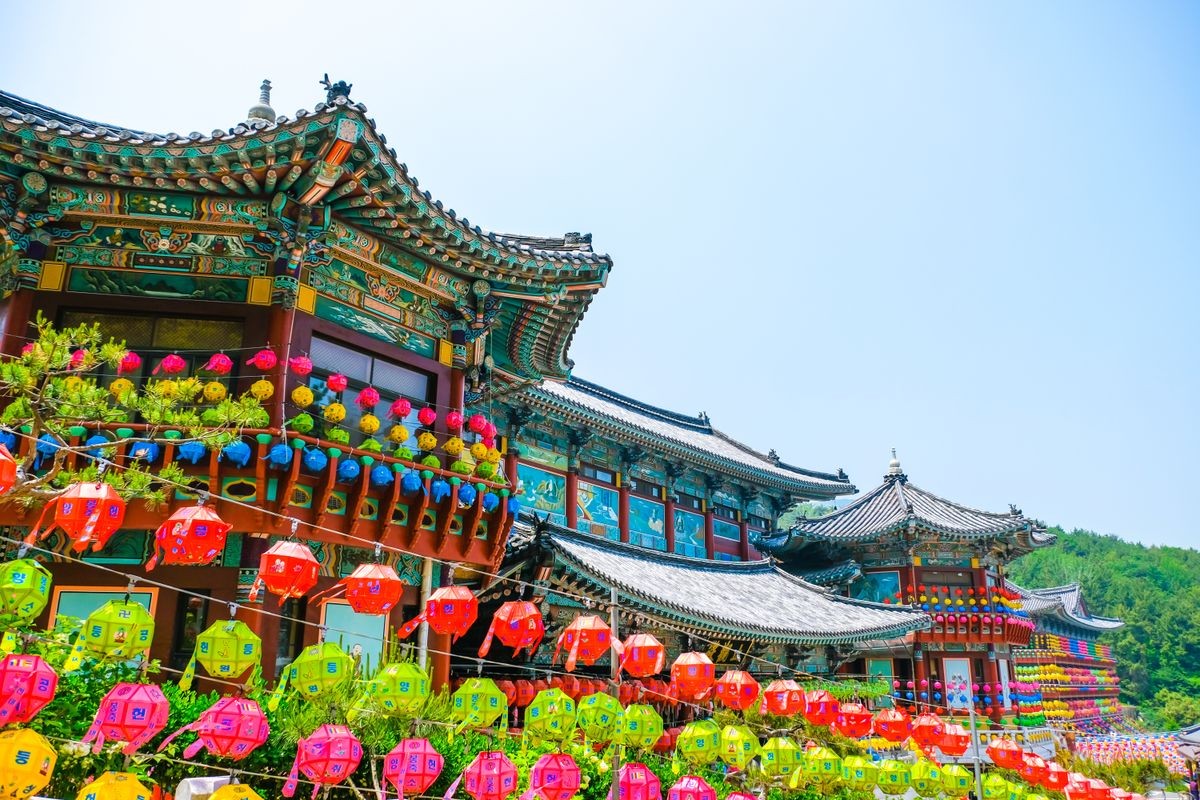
[[516, 463, 566, 526], [714, 519, 740, 542], [67, 267, 251, 302], [577, 481, 619, 540], [674, 509, 705, 557], [519, 443, 568, 472], [850, 570, 901, 604], [312, 296, 438, 358], [628, 496, 666, 549]]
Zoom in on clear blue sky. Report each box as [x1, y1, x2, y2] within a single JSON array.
[[4, 1, 1197, 547]]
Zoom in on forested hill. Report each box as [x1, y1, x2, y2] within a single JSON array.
[[1007, 527, 1200, 728]]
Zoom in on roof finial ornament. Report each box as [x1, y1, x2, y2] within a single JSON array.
[[886, 448, 904, 478], [247, 79, 276, 124], [320, 74, 353, 104], [767, 449, 781, 465]]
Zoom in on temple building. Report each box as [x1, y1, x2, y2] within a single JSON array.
[[1008, 582, 1125, 732], [758, 453, 1057, 724]]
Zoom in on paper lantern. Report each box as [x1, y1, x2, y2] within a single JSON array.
[[82, 682, 170, 755], [804, 690, 839, 725], [877, 760, 912, 796], [714, 670, 759, 711], [577, 691, 624, 741], [478, 600, 544, 657], [940, 722, 971, 756], [833, 701, 873, 737], [25, 482, 126, 553], [670, 651, 715, 700], [514, 679, 538, 707], [610, 763, 661, 800], [803, 746, 842, 790], [987, 737, 1023, 769], [384, 738, 443, 800], [621, 633, 666, 677], [146, 504, 231, 570], [911, 712, 945, 747], [283, 724, 362, 798], [553, 614, 616, 671], [250, 540, 321, 605], [451, 677, 508, 730], [0, 654, 57, 725], [0, 558, 52, 627], [398, 585, 478, 641], [0, 728, 55, 799], [339, 563, 405, 615], [66, 599, 155, 669], [617, 703, 664, 749], [718, 724, 760, 769], [762, 678, 805, 716], [280, 642, 353, 704], [910, 759, 943, 798], [942, 764, 974, 798], [75, 772, 153, 800], [1065, 782, 1093, 800], [530, 753, 581, 800], [159, 696, 269, 761], [0, 444, 15, 494], [667, 776, 716, 800], [1087, 779, 1113, 800], [1043, 762, 1070, 791], [841, 755, 879, 791], [247, 348, 278, 370], [210, 787, 265, 800], [154, 353, 187, 374], [117, 351, 142, 374], [526, 687, 577, 742], [676, 719, 721, 765], [462, 751, 519, 800], [181, 619, 262, 688], [1020, 754, 1049, 785], [361, 661, 430, 716], [759, 736, 800, 777], [874, 706, 913, 742], [983, 774, 1012, 800]]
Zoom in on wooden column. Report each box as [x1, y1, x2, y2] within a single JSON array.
[[663, 491, 676, 554], [449, 368, 465, 412], [914, 648, 930, 708], [565, 470, 578, 529], [266, 302, 295, 427], [0, 289, 34, 357], [503, 445, 519, 488], [617, 476, 630, 543], [983, 650, 1002, 722], [703, 501, 715, 560], [738, 514, 750, 561]]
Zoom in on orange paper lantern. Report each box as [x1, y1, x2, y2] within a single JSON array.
[[834, 702, 874, 738], [873, 707, 912, 742], [714, 670, 760, 711], [986, 738, 1023, 769], [621, 633, 666, 678], [670, 652, 715, 701], [553, 615, 617, 672], [911, 712, 945, 747], [762, 679, 806, 717], [478, 600, 544, 658], [340, 563, 406, 616], [25, 483, 126, 553], [804, 690, 840, 726], [398, 586, 478, 641], [250, 541, 321, 605], [146, 505, 231, 570]]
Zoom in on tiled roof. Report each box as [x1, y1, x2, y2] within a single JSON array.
[[522, 378, 855, 499], [759, 471, 1053, 554], [795, 559, 864, 587], [1006, 582, 1124, 632], [526, 522, 928, 645]]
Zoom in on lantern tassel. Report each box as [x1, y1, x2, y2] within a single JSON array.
[[396, 609, 429, 640], [267, 671, 289, 713], [442, 774, 463, 800], [282, 753, 302, 798], [477, 619, 499, 658], [21, 502, 56, 549], [178, 651, 198, 691], [0, 675, 28, 723], [62, 642, 87, 673], [247, 577, 264, 604], [0, 631, 16, 655]]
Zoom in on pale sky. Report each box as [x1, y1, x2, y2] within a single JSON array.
[[4, 1, 1197, 547]]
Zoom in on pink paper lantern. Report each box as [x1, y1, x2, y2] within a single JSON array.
[[246, 349, 278, 370], [82, 682, 170, 755], [118, 351, 142, 374], [154, 353, 187, 375], [417, 406, 437, 427], [0, 653, 57, 724], [327, 373, 349, 392], [383, 738, 444, 800], [446, 411, 464, 431], [356, 386, 380, 409], [530, 753, 581, 800], [158, 697, 269, 761], [667, 776, 716, 800], [609, 763, 662, 800], [284, 724, 363, 798], [390, 397, 413, 418], [462, 750, 519, 800], [288, 356, 313, 377], [202, 353, 234, 375]]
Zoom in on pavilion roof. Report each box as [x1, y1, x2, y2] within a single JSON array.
[[1006, 581, 1124, 632], [0, 87, 610, 383], [506, 520, 928, 645]]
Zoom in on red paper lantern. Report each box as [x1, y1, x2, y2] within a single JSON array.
[[515, 680, 538, 707], [247, 349, 278, 370], [714, 670, 760, 711], [202, 353, 234, 375], [1020, 754, 1049, 785], [621, 633, 666, 677], [911, 712, 945, 747], [654, 728, 679, 754], [159, 697, 268, 761], [146, 505, 231, 570], [1087, 779, 1113, 800], [986, 737, 1023, 769], [82, 682, 170, 755], [495, 680, 517, 706], [340, 563, 405, 615], [670, 652, 715, 701], [462, 750, 519, 800], [619, 682, 642, 706], [1043, 762, 1070, 791], [553, 615, 616, 672], [1065, 782, 1093, 800], [398, 586, 478, 641], [417, 407, 438, 427], [250, 541, 321, 605], [25, 482, 127, 553], [762, 679, 806, 717], [384, 738, 444, 800], [0, 653, 57, 724], [530, 753, 581, 800], [804, 690, 840, 726], [609, 763, 662, 800], [873, 707, 912, 742], [834, 701, 874, 738], [0, 444, 16, 494], [667, 776, 716, 800], [284, 724, 363, 798], [939, 723, 971, 756], [478, 601, 544, 657]]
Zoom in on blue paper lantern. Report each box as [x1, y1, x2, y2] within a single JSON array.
[[266, 443, 293, 467], [84, 434, 109, 459], [457, 483, 477, 507], [507, 498, 522, 516], [336, 459, 361, 483], [430, 479, 451, 503], [482, 492, 499, 512], [221, 439, 252, 467], [400, 471, 423, 495], [302, 448, 328, 473], [369, 464, 393, 487], [905, 691, 913, 700], [33, 434, 60, 469], [0, 429, 16, 453], [128, 441, 159, 462], [177, 440, 207, 464], [934, 692, 942, 701]]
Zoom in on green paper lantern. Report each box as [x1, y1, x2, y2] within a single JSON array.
[[1007, 781, 1028, 800], [65, 600, 155, 670], [525, 688, 577, 742], [803, 746, 842, 790], [760, 737, 800, 778], [841, 755, 879, 791], [286, 642, 353, 698], [676, 719, 721, 765], [877, 760, 912, 796], [615, 703, 663, 750], [362, 661, 430, 716], [577, 692, 623, 742], [719, 724, 760, 769], [983, 774, 1011, 800], [910, 759, 943, 798], [0, 558, 52, 626], [451, 677, 508, 730], [941, 764, 974, 798], [181, 619, 261, 688]]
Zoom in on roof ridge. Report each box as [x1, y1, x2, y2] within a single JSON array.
[[548, 525, 776, 572], [903, 481, 1029, 520], [0, 88, 160, 138], [567, 377, 713, 432]]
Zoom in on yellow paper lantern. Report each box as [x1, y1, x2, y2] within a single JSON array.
[[616, 703, 663, 750], [0, 728, 56, 799], [910, 759, 943, 798], [154, 379, 179, 398], [526, 687, 577, 742], [75, 772, 153, 800], [444, 437, 465, 456], [109, 377, 134, 398], [877, 760, 912, 796], [719, 724, 760, 769], [269, 642, 352, 710], [760, 736, 800, 778], [179, 619, 262, 688], [388, 424, 410, 443], [417, 432, 437, 452], [203, 381, 227, 403], [250, 379, 274, 400], [451, 677, 508, 730], [64, 599, 155, 671], [802, 746, 842, 791], [210, 786, 265, 800], [841, 755, 878, 791], [577, 692, 623, 742], [358, 661, 430, 717], [676, 719, 721, 765], [983, 774, 1011, 800], [360, 414, 381, 435], [0, 558, 52, 626], [324, 402, 347, 423], [941, 764, 974, 798], [291, 385, 314, 408], [470, 442, 488, 461]]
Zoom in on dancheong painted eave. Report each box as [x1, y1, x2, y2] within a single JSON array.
[[1005, 581, 1124, 633], [0, 85, 611, 382], [507, 519, 929, 645], [514, 376, 856, 500]]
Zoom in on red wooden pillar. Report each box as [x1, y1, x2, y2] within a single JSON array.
[[663, 491, 676, 554], [503, 445, 519, 488], [703, 502, 715, 560], [266, 304, 294, 427], [565, 470, 578, 529], [0, 289, 34, 357], [914, 649, 929, 708], [617, 476, 630, 543], [449, 368, 465, 412], [738, 514, 750, 561], [983, 653, 1002, 722]]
